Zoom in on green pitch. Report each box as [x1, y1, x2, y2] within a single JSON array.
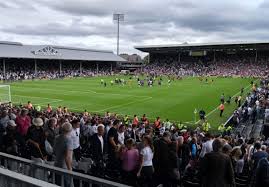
[[8, 76, 254, 130]]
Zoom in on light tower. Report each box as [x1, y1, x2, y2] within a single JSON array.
[[113, 13, 124, 55]]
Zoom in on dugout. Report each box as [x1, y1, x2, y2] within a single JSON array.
[[0, 41, 126, 76]]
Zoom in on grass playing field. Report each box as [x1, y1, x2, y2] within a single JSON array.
[[7, 76, 254, 130]]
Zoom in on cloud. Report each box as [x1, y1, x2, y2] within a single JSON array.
[[0, 0, 268, 56]]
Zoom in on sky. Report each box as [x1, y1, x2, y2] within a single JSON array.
[[0, 0, 268, 57]]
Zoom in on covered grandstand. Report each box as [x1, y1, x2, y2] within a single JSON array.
[[0, 41, 126, 75], [135, 41, 269, 63]]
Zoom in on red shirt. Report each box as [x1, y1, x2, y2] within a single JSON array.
[[47, 106, 52, 113], [154, 119, 161, 129], [27, 103, 32, 109], [219, 104, 225, 111], [133, 117, 139, 126], [16, 115, 31, 136]]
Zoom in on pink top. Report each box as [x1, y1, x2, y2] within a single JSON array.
[[16, 115, 31, 136], [120, 148, 139, 172]]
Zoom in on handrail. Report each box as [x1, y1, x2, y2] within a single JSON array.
[[0, 167, 59, 187], [0, 152, 130, 187]]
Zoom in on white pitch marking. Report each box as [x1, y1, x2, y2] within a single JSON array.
[[195, 81, 254, 124]]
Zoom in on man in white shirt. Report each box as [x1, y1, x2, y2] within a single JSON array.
[[200, 133, 214, 158], [70, 119, 81, 161], [118, 124, 126, 145]]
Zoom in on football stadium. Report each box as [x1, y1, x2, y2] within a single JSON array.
[[0, 1, 269, 187]]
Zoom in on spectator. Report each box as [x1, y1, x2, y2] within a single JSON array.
[[137, 135, 154, 187], [90, 124, 105, 176], [120, 138, 139, 186], [70, 119, 81, 161], [54, 122, 73, 186], [44, 117, 57, 148], [200, 133, 214, 158], [107, 119, 120, 170], [118, 124, 126, 145], [16, 109, 31, 136], [26, 118, 46, 159], [252, 142, 269, 170], [201, 138, 235, 187], [2, 120, 24, 156]]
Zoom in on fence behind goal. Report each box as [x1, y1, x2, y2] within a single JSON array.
[[0, 85, 11, 103]]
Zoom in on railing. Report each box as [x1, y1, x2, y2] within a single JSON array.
[[0, 152, 129, 187], [0, 167, 59, 187]]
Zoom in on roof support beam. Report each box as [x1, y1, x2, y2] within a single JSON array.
[[2, 59, 5, 77], [79, 61, 82, 74], [34, 59, 37, 75], [59, 60, 62, 75], [255, 49, 258, 63]]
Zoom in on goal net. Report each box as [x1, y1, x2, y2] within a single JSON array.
[[0, 85, 11, 104]]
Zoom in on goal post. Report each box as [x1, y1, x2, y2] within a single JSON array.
[[0, 85, 11, 104]]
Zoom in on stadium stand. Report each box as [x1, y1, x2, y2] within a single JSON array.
[[0, 41, 269, 186]]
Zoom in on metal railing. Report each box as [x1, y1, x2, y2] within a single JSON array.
[[0, 152, 129, 187], [0, 167, 59, 187]]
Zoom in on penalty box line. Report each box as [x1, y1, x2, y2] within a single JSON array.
[[12, 95, 63, 106]]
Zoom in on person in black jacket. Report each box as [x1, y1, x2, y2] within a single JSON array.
[[255, 155, 269, 187], [200, 138, 235, 187], [90, 124, 105, 176], [153, 132, 179, 187]]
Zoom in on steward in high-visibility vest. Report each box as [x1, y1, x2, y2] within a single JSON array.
[[218, 124, 225, 133], [202, 121, 211, 132], [163, 119, 172, 130], [226, 126, 232, 132], [225, 126, 233, 135], [36, 105, 41, 112], [177, 122, 184, 130], [124, 115, 129, 126]]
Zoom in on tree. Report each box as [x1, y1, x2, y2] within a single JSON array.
[[143, 55, 149, 64]]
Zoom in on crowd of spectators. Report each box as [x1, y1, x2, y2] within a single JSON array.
[[140, 54, 269, 78], [0, 62, 113, 81], [1, 53, 269, 82], [0, 78, 268, 187]]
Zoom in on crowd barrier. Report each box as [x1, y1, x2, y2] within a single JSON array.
[[0, 152, 129, 187]]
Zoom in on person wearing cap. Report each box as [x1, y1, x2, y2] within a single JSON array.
[[2, 120, 24, 156], [16, 109, 31, 136], [54, 122, 73, 186], [26, 118, 46, 159]]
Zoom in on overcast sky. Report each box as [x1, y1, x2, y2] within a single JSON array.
[[0, 0, 268, 57]]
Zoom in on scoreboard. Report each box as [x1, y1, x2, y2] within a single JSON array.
[[189, 50, 207, 56]]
